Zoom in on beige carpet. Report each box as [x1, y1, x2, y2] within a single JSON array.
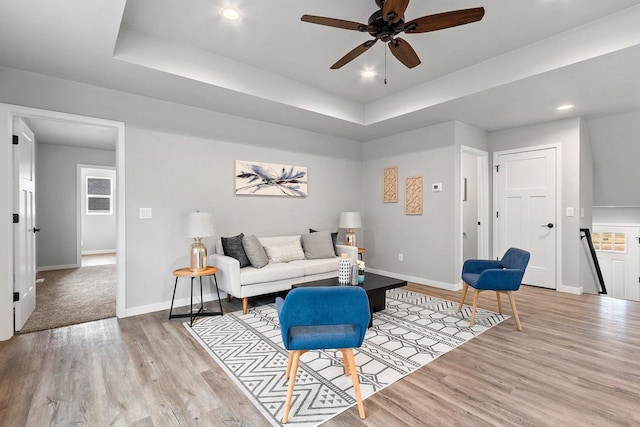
[[19, 264, 116, 334]]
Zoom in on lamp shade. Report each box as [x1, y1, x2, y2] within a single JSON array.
[[182, 212, 214, 238], [339, 211, 362, 229]]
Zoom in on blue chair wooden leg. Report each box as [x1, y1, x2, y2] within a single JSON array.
[[285, 352, 293, 379], [341, 348, 365, 419], [496, 291, 502, 314], [470, 290, 480, 327], [458, 282, 469, 312], [507, 291, 523, 331], [283, 350, 302, 423]]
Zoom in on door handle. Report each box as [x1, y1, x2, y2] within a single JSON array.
[[541, 223, 554, 228], [33, 228, 41, 233]]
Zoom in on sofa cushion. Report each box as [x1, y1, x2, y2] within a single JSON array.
[[290, 258, 339, 276], [264, 241, 305, 263], [242, 234, 269, 268], [301, 231, 336, 259], [240, 262, 305, 286], [221, 233, 251, 268], [310, 228, 338, 255], [258, 235, 301, 247]]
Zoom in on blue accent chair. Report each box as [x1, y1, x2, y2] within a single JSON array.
[[458, 248, 530, 331], [276, 286, 370, 423]]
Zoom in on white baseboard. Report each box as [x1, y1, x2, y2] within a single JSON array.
[[37, 264, 80, 272], [556, 285, 583, 295], [124, 291, 227, 318], [368, 268, 462, 292], [82, 250, 116, 255]]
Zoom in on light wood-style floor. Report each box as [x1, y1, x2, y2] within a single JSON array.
[[1, 284, 639, 426]]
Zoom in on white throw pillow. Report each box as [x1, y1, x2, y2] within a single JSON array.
[[263, 241, 305, 263]]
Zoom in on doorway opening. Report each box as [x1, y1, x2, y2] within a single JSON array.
[[6, 104, 125, 336], [461, 146, 489, 266]]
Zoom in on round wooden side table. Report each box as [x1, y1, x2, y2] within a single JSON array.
[[358, 247, 367, 260], [169, 266, 223, 326]]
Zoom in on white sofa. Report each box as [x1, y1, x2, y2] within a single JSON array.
[[210, 235, 358, 314]]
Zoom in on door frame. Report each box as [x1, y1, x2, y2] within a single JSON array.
[[492, 143, 562, 289], [460, 145, 489, 263], [1, 103, 126, 339]]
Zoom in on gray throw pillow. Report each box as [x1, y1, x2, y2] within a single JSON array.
[[301, 231, 336, 259], [309, 228, 339, 255], [242, 235, 269, 268], [221, 233, 251, 268]]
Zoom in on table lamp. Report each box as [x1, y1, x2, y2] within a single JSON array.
[[339, 211, 362, 247], [182, 211, 214, 271]]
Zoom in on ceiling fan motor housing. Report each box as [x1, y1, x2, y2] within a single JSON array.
[[368, 10, 404, 42]]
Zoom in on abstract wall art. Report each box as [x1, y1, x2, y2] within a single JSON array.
[[235, 160, 307, 197]]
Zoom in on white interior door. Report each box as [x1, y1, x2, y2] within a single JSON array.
[[13, 117, 37, 331], [495, 147, 557, 288], [592, 225, 640, 302]]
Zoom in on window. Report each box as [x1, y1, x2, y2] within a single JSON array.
[[86, 177, 112, 215], [592, 232, 626, 253]]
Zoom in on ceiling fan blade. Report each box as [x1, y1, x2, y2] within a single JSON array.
[[382, 0, 410, 23], [404, 7, 485, 34], [331, 39, 378, 69], [388, 37, 421, 69], [301, 15, 368, 32]]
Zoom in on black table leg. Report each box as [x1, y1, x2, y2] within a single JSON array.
[[169, 276, 178, 319], [190, 277, 194, 326], [200, 276, 205, 310], [169, 272, 224, 325], [213, 274, 223, 314]]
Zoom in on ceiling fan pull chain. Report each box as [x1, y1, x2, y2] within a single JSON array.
[[384, 46, 388, 84]]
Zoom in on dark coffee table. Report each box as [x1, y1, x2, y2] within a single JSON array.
[[292, 272, 407, 324]]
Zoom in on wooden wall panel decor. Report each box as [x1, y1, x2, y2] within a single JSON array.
[[405, 176, 423, 215], [383, 166, 398, 203]]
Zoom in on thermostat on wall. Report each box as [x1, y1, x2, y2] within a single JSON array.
[[432, 183, 442, 192]]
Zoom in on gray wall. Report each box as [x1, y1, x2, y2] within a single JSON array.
[[587, 109, 640, 207], [489, 118, 585, 291], [0, 67, 363, 317], [125, 127, 362, 311], [579, 119, 598, 294], [81, 166, 116, 253], [362, 121, 459, 286], [36, 143, 115, 269]]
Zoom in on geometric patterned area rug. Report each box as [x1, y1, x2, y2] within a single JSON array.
[[186, 288, 508, 426]]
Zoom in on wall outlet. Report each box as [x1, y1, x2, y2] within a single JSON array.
[[566, 207, 574, 217], [139, 208, 152, 219], [398, 253, 404, 262], [432, 183, 442, 192]]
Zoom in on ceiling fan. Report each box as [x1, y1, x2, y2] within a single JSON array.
[[301, 0, 485, 69]]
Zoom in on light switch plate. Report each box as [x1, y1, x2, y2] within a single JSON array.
[[566, 207, 574, 217], [139, 208, 152, 219], [432, 183, 442, 192]]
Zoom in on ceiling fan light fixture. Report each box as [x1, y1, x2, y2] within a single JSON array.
[[361, 69, 376, 78], [556, 104, 575, 111], [221, 7, 241, 21]]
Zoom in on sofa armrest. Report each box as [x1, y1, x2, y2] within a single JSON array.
[[209, 253, 242, 298], [335, 244, 358, 264]]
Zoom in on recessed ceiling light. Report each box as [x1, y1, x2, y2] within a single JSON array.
[[222, 7, 240, 20], [556, 104, 574, 111], [361, 70, 376, 78]]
